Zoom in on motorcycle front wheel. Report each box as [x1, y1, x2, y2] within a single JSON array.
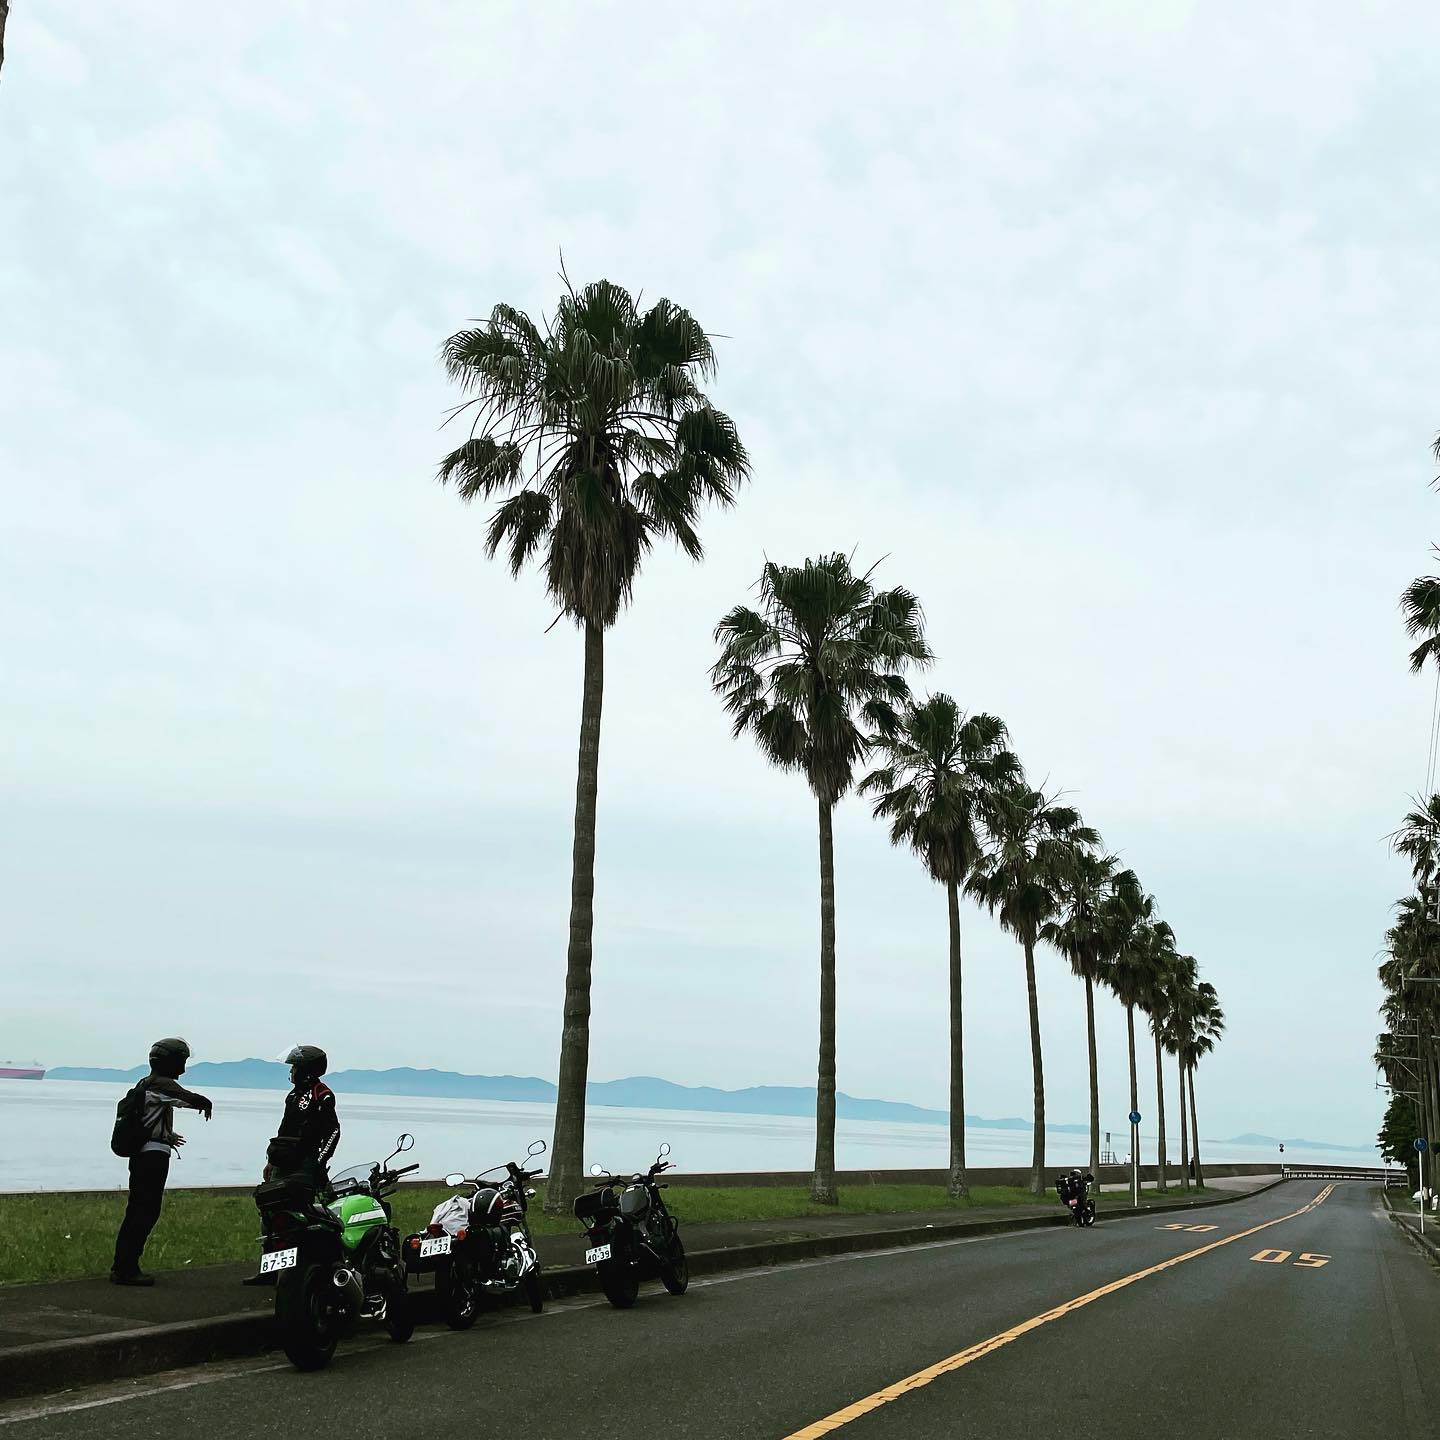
[[381, 1275, 414, 1343], [660, 1232, 689, 1296], [1080, 1202, 1096, 1227], [522, 1262, 545, 1314], [440, 1259, 479, 1330], [597, 1258, 639, 1309], [275, 1264, 339, 1372]]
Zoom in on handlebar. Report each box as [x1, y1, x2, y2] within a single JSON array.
[[394, 1163, 420, 1177]]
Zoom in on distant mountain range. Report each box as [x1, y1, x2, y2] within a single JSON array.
[[1219, 1132, 1371, 1154], [44, 1061, 1365, 1151], [47, 1060, 1090, 1131]]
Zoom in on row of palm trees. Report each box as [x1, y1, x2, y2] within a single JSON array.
[[711, 554, 1225, 1199], [1379, 442, 1440, 1175], [437, 277, 1222, 1210]]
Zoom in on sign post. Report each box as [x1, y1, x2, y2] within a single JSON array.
[[1416, 1138, 1429, 1235], [1129, 1110, 1142, 1206]]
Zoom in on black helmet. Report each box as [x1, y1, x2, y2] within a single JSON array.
[[284, 1045, 328, 1086], [149, 1037, 191, 1077]]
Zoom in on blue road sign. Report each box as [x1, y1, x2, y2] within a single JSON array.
[[1415, 1138, 1429, 1153], [1129, 1110, 1142, 1126]]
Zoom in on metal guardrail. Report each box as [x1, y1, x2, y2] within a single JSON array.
[[1281, 1164, 1409, 1186]]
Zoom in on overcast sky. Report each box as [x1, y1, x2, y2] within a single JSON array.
[[4, 2, 1438, 1147]]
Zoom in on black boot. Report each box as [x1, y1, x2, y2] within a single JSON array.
[[110, 1269, 156, 1287]]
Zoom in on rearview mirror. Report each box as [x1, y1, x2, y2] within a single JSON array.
[[444, 1173, 467, 1187], [528, 1139, 547, 1157], [590, 1163, 603, 1176], [659, 1142, 671, 1157], [396, 1133, 415, 1152]]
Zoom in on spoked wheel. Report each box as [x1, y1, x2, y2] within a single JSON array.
[[597, 1258, 639, 1310], [381, 1276, 414, 1343], [522, 1263, 545, 1314], [441, 1262, 479, 1331], [660, 1232, 689, 1296], [276, 1264, 340, 1371]]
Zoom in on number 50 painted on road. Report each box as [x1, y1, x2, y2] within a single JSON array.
[[1251, 1249, 1330, 1267]]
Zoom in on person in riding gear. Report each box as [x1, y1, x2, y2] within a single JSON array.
[[242, 1045, 341, 1288], [111, 1038, 213, 1286], [266, 1045, 340, 1188]]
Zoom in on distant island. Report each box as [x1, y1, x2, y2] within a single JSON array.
[[42, 1061, 1368, 1151]]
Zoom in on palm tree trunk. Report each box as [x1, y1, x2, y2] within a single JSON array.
[[1153, 1029, 1168, 1192], [1189, 1063, 1204, 1187], [811, 796, 839, 1205], [1177, 1050, 1190, 1188], [1125, 1003, 1138, 1185], [1085, 977, 1100, 1177], [946, 879, 967, 1200], [545, 621, 604, 1215], [1023, 938, 1046, 1196]]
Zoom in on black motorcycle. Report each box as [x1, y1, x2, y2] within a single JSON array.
[[403, 1139, 548, 1329], [254, 1132, 419, 1370], [574, 1142, 688, 1309], [1056, 1169, 1096, 1227]]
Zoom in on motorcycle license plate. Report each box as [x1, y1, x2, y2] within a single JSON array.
[[260, 1247, 298, 1274], [419, 1235, 452, 1258], [584, 1243, 612, 1264]]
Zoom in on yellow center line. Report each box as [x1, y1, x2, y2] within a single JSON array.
[[783, 1184, 1335, 1439]]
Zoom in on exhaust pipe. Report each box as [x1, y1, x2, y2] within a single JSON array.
[[331, 1267, 363, 1307]]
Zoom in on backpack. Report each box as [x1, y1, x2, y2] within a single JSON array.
[[110, 1079, 151, 1158]]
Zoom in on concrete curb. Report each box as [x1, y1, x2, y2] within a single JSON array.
[[0, 1180, 1285, 1402]]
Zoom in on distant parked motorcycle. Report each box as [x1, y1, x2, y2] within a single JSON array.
[[1056, 1168, 1096, 1227], [574, 1142, 688, 1309], [254, 1132, 418, 1370], [404, 1139, 548, 1329]]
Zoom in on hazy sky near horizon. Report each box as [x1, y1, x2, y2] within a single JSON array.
[[4, 2, 1439, 1149]]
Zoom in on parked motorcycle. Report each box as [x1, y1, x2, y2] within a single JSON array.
[[403, 1138, 548, 1329], [574, 1142, 688, 1309], [1056, 1168, 1096, 1226], [254, 1132, 419, 1370]]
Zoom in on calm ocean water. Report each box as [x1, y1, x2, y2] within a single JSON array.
[[0, 1080, 1338, 1192]]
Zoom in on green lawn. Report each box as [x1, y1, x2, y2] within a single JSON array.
[[0, 1180, 1216, 1286]]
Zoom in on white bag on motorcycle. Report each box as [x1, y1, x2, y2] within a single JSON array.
[[429, 1195, 471, 1237]]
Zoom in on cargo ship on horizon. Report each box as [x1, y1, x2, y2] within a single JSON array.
[[0, 1062, 45, 1080]]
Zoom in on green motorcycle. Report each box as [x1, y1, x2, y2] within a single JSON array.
[[254, 1133, 419, 1370]]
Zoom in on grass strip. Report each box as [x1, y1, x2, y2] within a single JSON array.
[[0, 1181, 1216, 1286]]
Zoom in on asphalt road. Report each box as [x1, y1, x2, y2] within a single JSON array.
[[2, 1182, 1435, 1439]]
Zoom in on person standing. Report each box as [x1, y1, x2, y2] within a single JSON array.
[[111, 1037, 213, 1286], [243, 1044, 339, 1287], [264, 1044, 340, 1188]]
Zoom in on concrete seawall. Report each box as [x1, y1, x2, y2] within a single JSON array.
[[11, 1161, 1276, 1199]]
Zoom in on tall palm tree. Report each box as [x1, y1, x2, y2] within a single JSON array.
[[967, 788, 1099, 1195], [1102, 872, 1172, 1176], [1163, 957, 1202, 1188], [1401, 437, 1440, 673], [438, 280, 749, 1212], [712, 553, 930, 1203], [1183, 983, 1224, 1186], [1144, 942, 1187, 1192], [861, 697, 1020, 1199], [1042, 850, 1119, 1177], [1391, 795, 1440, 886]]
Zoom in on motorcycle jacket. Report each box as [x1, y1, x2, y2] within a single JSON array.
[[268, 1080, 341, 1173]]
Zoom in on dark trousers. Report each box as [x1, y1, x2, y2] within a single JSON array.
[[113, 1151, 170, 1275]]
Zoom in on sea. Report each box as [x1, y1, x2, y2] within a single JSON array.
[[0, 1080, 1355, 1193]]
